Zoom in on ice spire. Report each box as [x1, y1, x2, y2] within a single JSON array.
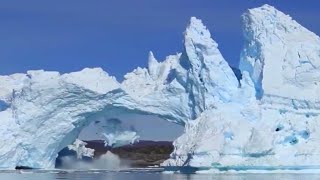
[[147, 51, 159, 78], [180, 17, 239, 111]]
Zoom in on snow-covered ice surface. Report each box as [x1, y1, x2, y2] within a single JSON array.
[[0, 4, 320, 173]]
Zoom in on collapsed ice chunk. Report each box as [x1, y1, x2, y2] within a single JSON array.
[[67, 139, 95, 159], [102, 132, 139, 148], [100, 119, 140, 148]]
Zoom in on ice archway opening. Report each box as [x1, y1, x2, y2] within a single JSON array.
[[50, 98, 189, 170], [6, 67, 200, 169], [78, 113, 184, 143], [57, 106, 184, 149], [54, 106, 184, 169]]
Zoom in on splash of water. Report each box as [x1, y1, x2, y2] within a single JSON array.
[[58, 151, 130, 170]]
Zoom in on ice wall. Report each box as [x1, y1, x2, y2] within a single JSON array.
[[164, 5, 320, 170]]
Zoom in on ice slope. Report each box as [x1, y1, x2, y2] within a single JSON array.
[[164, 4, 320, 170], [0, 4, 320, 171]]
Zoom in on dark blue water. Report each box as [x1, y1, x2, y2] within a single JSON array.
[[1, 170, 320, 180]]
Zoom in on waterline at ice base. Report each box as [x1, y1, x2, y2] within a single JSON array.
[[1, 4, 320, 173]]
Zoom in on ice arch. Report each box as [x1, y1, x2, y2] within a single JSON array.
[[0, 17, 239, 169]]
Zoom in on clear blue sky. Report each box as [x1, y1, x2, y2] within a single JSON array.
[[0, 0, 319, 81]]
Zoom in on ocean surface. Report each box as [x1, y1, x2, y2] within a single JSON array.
[[1, 169, 320, 180]]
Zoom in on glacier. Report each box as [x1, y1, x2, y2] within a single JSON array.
[[0, 4, 320, 172]]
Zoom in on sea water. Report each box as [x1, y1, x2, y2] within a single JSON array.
[[1, 169, 320, 180]]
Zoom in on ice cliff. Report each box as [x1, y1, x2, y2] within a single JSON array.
[[0, 4, 320, 171], [164, 4, 320, 170]]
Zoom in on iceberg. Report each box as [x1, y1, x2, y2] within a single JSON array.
[[0, 4, 319, 172], [164, 4, 320, 171]]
